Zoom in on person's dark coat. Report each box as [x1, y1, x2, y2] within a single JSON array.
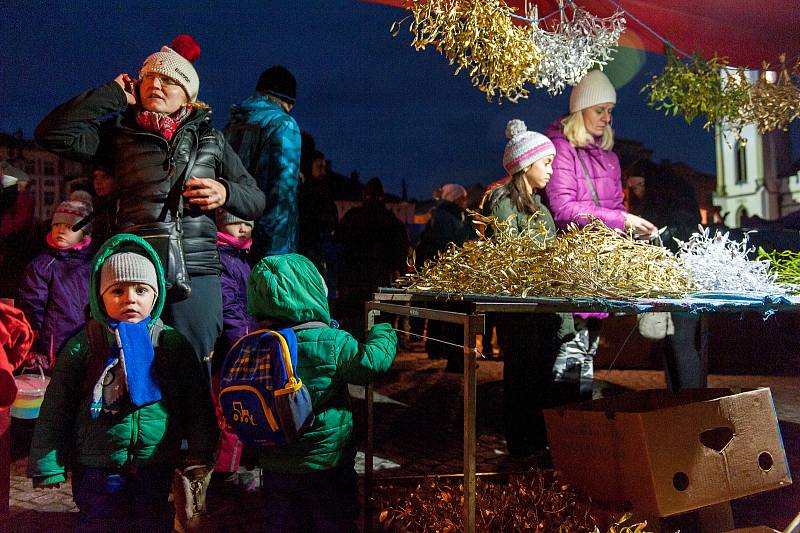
[[17, 242, 93, 367], [336, 200, 409, 291], [415, 199, 474, 266], [34, 81, 266, 276]]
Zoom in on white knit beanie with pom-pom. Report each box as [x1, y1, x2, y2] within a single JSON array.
[[140, 35, 201, 101], [502, 119, 556, 175]]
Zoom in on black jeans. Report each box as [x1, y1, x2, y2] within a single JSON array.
[[71, 464, 173, 533], [496, 313, 563, 454], [163, 273, 223, 374], [663, 313, 702, 391], [260, 454, 359, 532]]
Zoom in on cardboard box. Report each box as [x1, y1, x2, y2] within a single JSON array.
[[544, 388, 792, 517]]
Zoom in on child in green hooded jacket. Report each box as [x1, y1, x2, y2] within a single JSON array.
[[245, 253, 397, 532], [28, 234, 217, 532]]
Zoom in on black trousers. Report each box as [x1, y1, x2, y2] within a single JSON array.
[[163, 274, 223, 374], [496, 313, 563, 454]]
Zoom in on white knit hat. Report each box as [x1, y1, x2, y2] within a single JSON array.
[[569, 70, 616, 113], [100, 252, 159, 296], [140, 46, 199, 102], [502, 120, 556, 175]]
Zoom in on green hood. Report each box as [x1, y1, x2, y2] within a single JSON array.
[[88, 233, 166, 327], [248, 253, 331, 325]]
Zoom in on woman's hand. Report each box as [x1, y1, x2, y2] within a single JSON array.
[[183, 176, 227, 210], [113, 73, 138, 106], [624, 213, 658, 239]]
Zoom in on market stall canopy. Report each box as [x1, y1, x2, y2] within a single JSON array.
[[365, 0, 800, 68]]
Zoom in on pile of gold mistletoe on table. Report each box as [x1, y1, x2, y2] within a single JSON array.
[[396, 215, 697, 300], [374, 470, 651, 532]]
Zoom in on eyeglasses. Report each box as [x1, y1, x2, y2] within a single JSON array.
[[142, 72, 181, 87]]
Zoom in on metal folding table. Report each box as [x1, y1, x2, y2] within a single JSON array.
[[362, 288, 798, 532]]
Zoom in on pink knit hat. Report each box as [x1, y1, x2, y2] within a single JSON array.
[[502, 120, 556, 175]]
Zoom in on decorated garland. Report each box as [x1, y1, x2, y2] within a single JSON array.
[[642, 50, 800, 138], [391, 0, 625, 101]]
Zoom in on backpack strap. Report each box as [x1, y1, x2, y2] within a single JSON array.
[[291, 321, 330, 331], [576, 150, 600, 208]]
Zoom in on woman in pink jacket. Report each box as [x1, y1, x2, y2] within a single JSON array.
[[544, 70, 657, 403]]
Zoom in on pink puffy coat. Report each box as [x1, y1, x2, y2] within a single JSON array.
[[544, 120, 626, 231]]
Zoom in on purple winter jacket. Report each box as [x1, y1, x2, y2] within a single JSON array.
[[218, 242, 258, 350], [544, 119, 626, 231], [17, 239, 93, 368]]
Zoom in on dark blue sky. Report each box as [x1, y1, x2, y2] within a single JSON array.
[[1, 0, 722, 199]]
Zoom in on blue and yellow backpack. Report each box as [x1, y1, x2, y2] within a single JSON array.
[[219, 326, 316, 447]]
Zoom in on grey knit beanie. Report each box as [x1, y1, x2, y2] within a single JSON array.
[[216, 209, 254, 228], [100, 252, 159, 296]]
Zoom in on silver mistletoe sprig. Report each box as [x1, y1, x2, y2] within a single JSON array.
[[676, 227, 788, 294], [528, 3, 626, 95]]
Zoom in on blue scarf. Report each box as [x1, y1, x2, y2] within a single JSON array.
[[90, 317, 161, 418]]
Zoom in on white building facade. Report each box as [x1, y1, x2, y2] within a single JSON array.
[[712, 70, 800, 227]]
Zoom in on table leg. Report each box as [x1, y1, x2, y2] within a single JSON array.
[[463, 316, 477, 533], [364, 308, 378, 532]]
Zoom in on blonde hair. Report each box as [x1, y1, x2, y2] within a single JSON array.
[[560, 111, 614, 151]]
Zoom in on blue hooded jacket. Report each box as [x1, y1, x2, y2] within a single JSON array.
[[225, 96, 301, 257]]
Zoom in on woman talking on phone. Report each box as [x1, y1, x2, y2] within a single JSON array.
[[544, 70, 657, 403], [35, 35, 265, 370]]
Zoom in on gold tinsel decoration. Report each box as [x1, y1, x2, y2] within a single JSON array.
[[391, 0, 540, 103], [396, 215, 697, 300], [375, 470, 652, 532]]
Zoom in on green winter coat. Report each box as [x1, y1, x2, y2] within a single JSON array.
[[247, 253, 397, 473], [485, 187, 576, 342], [28, 234, 218, 487], [487, 189, 556, 245]]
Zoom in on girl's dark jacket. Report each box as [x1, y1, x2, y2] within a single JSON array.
[[35, 81, 266, 276]]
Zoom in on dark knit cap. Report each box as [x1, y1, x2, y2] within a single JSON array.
[[256, 66, 296, 105]]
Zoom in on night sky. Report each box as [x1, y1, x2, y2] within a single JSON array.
[[1, 1, 724, 199]]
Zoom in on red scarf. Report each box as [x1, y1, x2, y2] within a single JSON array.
[[136, 104, 193, 141]]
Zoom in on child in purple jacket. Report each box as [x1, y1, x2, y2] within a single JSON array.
[[213, 209, 259, 481], [18, 200, 93, 370]]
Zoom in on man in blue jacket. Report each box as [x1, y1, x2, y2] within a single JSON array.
[[225, 66, 302, 260]]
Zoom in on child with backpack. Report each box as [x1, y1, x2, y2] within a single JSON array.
[[223, 253, 397, 532], [28, 234, 218, 532], [18, 200, 94, 371], [213, 209, 259, 483]]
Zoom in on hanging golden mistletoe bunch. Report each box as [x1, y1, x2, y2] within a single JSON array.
[[643, 49, 800, 138], [529, 2, 626, 95], [396, 215, 697, 300], [391, 0, 540, 102], [375, 470, 652, 532], [740, 55, 800, 134]]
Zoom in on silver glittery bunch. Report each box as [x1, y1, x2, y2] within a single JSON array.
[[676, 227, 788, 294], [528, 2, 626, 95]]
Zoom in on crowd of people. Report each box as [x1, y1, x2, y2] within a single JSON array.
[[0, 33, 705, 532]]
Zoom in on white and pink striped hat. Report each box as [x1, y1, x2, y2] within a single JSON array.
[[502, 119, 556, 175]]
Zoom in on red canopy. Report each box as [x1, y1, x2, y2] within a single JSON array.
[[366, 0, 800, 68]]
